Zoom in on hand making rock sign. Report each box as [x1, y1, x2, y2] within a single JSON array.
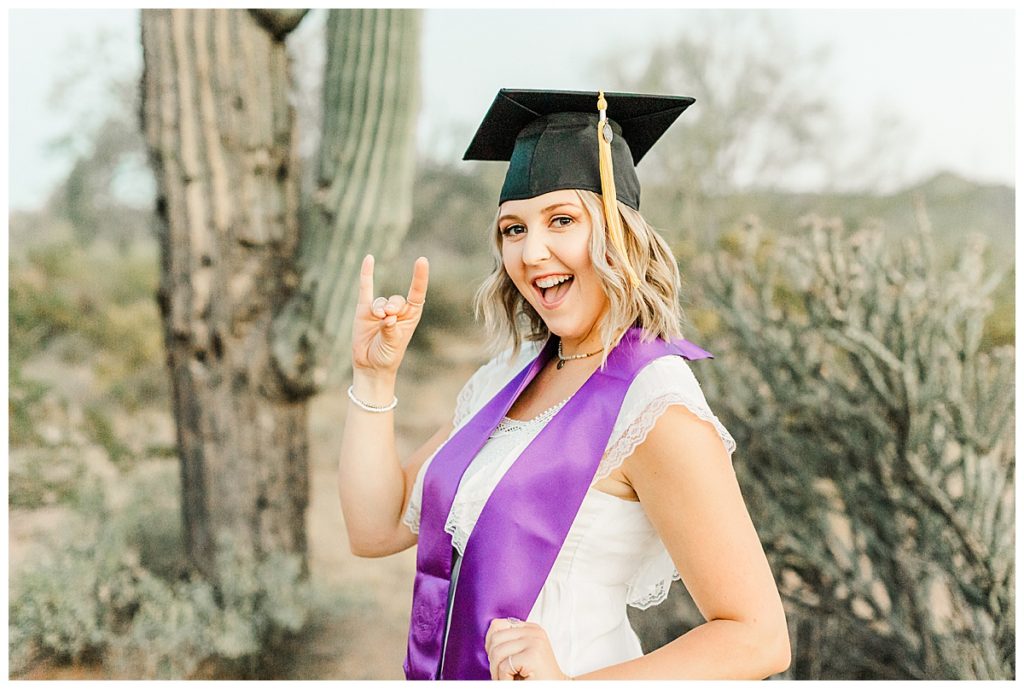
[[351, 254, 430, 378]]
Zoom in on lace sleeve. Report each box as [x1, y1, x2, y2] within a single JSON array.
[[452, 369, 482, 428], [592, 355, 738, 609], [595, 355, 736, 483], [450, 344, 522, 428], [401, 471, 424, 535]]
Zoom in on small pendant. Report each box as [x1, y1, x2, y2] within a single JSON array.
[[557, 359, 565, 370]]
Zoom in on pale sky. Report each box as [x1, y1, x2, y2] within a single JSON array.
[[7, 8, 1016, 210]]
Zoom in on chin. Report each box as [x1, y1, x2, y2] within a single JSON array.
[[543, 321, 588, 340]]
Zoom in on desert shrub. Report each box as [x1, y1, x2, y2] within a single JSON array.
[[81, 405, 134, 468], [680, 211, 1013, 679], [102, 535, 311, 679], [8, 446, 90, 509], [9, 238, 166, 414], [9, 362, 50, 447], [9, 462, 314, 679], [9, 476, 119, 670], [8, 241, 83, 364]]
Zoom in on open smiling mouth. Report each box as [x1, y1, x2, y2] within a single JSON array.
[[533, 276, 574, 309]]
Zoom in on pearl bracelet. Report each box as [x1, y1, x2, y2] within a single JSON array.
[[347, 384, 398, 413]]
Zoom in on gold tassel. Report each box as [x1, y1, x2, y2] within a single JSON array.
[[596, 91, 640, 289]]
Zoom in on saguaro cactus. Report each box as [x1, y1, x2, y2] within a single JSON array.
[[140, 8, 420, 580], [271, 9, 422, 393]]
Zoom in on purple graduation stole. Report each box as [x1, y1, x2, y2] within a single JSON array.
[[403, 327, 714, 680]]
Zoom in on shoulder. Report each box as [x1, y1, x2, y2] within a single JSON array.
[[478, 338, 543, 386], [637, 355, 733, 450], [620, 354, 707, 408], [628, 401, 732, 472], [620, 398, 736, 511], [607, 352, 736, 473], [639, 352, 702, 383]]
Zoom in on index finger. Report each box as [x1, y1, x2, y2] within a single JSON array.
[[358, 254, 375, 306], [407, 256, 429, 306]]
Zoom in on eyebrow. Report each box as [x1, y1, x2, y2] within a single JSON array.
[[498, 202, 581, 224]]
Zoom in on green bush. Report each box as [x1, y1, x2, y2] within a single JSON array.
[[8, 362, 49, 447], [8, 447, 89, 509], [9, 464, 314, 679], [102, 536, 312, 679], [82, 405, 133, 469], [9, 477, 119, 669], [8, 242, 81, 364], [9, 237, 169, 456]]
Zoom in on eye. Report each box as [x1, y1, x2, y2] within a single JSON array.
[[500, 224, 526, 238], [552, 215, 574, 228]]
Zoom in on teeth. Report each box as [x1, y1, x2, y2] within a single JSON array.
[[535, 275, 573, 289]]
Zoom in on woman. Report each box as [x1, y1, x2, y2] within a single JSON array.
[[338, 89, 790, 680]]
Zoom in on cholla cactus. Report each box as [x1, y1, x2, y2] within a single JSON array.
[[694, 204, 1013, 679]]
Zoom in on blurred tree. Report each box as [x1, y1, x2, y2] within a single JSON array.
[[603, 12, 911, 248], [52, 116, 151, 249], [139, 8, 420, 581], [602, 13, 831, 244], [42, 30, 154, 249]]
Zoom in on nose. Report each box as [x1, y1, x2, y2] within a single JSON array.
[[520, 225, 550, 265]]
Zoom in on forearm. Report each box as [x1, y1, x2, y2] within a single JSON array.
[[574, 618, 789, 680], [337, 369, 405, 552]]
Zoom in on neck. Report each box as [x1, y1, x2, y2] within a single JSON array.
[[558, 322, 641, 357], [558, 331, 602, 356]]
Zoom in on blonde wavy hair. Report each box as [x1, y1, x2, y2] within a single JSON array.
[[472, 189, 690, 368]]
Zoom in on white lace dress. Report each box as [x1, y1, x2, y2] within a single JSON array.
[[401, 340, 737, 677]]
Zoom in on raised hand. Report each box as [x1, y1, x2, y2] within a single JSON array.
[[351, 254, 429, 378]]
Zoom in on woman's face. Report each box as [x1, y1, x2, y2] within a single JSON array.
[[498, 189, 609, 347]]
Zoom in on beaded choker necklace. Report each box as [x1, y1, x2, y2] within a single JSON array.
[[556, 340, 602, 370]]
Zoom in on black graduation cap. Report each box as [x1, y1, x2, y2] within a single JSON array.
[[463, 89, 695, 210]]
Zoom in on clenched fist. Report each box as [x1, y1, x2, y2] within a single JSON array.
[[486, 617, 570, 681]]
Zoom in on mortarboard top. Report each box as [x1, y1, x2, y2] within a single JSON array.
[[463, 89, 695, 210]]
